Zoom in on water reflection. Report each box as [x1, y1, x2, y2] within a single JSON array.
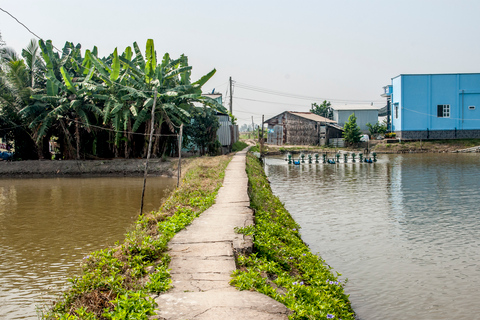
[[0, 176, 175, 320], [265, 154, 480, 320]]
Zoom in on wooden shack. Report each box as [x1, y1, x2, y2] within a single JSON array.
[[265, 111, 343, 146]]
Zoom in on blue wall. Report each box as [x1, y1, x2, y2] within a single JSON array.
[[391, 73, 480, 132]]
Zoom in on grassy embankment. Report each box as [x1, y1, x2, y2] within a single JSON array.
[[249, 138, 480, 156], [42, 155, 231, 319], [371, 138, 480, 153], [231, 152, 355, 320]]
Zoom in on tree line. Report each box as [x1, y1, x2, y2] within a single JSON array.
[[0, 37, 225, 160]]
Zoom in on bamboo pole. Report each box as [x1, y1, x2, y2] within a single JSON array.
[[177, 124, 183, 187], [140, 90, 157, 215]]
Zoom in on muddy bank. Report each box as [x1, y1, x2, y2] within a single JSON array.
[[0, 158, 180, 177], [257, 139, 480, 155]]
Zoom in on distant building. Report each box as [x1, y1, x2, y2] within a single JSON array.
[[331, 104, 381, 134], [383, 73, 480, 139], [264, 111, 343, 146], [201, 93, 223, 105], [186, 92, 238, 154]]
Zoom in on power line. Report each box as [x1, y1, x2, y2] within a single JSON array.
[[234, 96, 311, 108], [402, 106, 480, 121], [235, 81, 384, 104], [0, 7, 62, 52], [68, 117, 180, 137]]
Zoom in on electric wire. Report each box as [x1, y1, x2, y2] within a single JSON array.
[[0, 7, 62, 53], [401, 106, 480, 121], [235, 81, 384, 104], [69, 118, 180, 137]]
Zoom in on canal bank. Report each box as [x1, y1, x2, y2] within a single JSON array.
[[231, 152, 355, 319], [39, 155, 232, 319], [263, 153, 480, 320], [0, 158, 182, 177], [258, 138, 480, 156]]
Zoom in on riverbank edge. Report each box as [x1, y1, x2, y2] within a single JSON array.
[[230, 152, 355, 319], [41, 155, 232, 319], [0, 158, 184, 178], [258, 138, 480, 155]]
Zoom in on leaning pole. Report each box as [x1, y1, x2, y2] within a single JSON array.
[[140, 90, 158, 215]]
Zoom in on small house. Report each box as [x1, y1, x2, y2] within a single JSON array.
[[331, 104, 381, 134], [264, 111, 343, 146], [383, 73, 480, 139]]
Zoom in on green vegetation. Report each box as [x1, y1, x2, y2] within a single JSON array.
[[310, 100, 333, 119], [0, 39, 225, 160], [366, 121, 387, 137], [42, 155, 231, 319], [183, 107, 221, 155], [231, 153, 355, 320], [342, 113, 362, 145], [232, 140, 248, 152]]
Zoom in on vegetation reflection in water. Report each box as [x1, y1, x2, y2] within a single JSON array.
[[264, 153, 480, 320], [0, 176, 175, 320]]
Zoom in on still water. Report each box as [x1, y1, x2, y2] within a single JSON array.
[[0, 176, 175, 319], [265, 153, 480, 320]]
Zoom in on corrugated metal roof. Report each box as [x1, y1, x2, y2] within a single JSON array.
[[289, 111, 336, 123], [331, 104, 382, 111], [265, 111, 336, 124]]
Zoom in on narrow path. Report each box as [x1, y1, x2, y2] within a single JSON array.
[[153, 149, 290, 320]]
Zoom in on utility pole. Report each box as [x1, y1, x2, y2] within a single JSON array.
[[261, 115, 265, 154], [229, 76, 233, 114], [251, 116, 254, 139]]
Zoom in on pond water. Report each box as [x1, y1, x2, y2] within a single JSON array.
[[264, 153, 480, 320], [0, 176, 175, 319]]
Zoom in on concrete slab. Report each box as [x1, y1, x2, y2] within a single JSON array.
[[169, 242, 233, 257], [154, 290, 290, 320]]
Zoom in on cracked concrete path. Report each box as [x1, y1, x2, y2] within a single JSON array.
[[153, 149, 290, 320]]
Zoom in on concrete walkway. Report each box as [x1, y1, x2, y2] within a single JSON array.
[[153, 149, 290, 320]]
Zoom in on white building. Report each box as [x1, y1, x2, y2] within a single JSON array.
[[331, 104, 382, 134]]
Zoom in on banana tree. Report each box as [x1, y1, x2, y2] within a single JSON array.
[[23, 40, 102, 159], [89, 39, 226, 158]]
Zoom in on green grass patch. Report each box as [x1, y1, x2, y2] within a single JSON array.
[[232, 140, 248, 152], [42, 156, 231, 319], [231, 153, 355, 320]]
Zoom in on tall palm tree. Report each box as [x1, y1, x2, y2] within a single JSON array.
[[0, 45, 41, 159]]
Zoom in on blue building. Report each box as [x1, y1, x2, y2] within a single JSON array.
[[382, 73, 480, 139]]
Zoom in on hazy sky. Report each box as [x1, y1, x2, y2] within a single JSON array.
[[2, 0, 480, 126]]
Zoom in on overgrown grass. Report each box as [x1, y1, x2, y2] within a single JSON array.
[[232, 140, 249, 152], [42, 156, 231, 319], [231, 153, 355, 320]]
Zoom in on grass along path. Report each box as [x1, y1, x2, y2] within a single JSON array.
[[42, 155, 231, 319], [231, 153, 355, 320]]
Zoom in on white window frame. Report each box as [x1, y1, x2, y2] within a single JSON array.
[[437, 104, 450, 118]]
